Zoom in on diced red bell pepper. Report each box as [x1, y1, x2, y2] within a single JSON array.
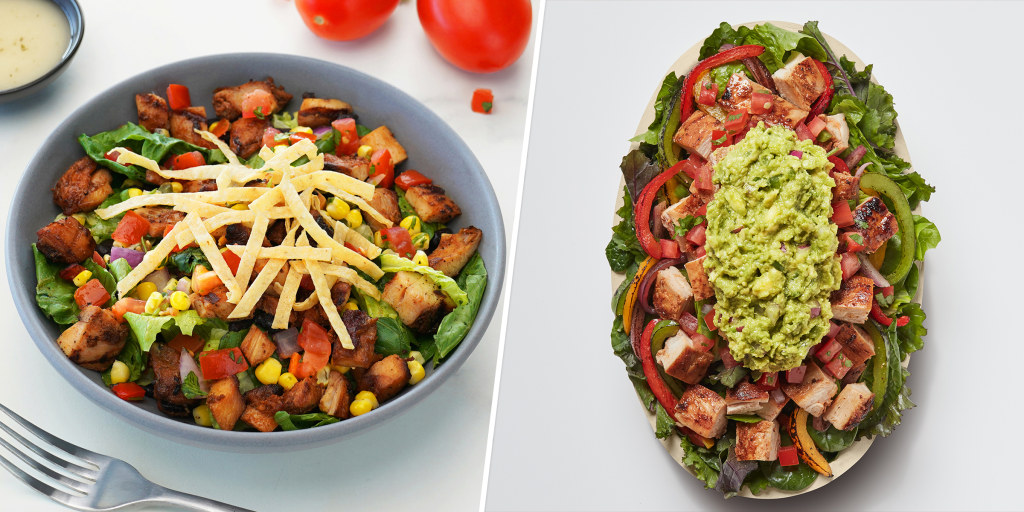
[[757, 371, 779, 390], [785, 365, 807, 384], [794, 123, 814, 141], [840, 252, 861, 280], [172, 151, 205, 170], [241, 89, 275, 119], [723, 109, 749, 134], [111, 297, 145, 323], [74, 279, 110, 309], [166, 84, 191, 111], [678, 312, 699, 336], [691, 333, 715, 352], [634, 160, 688, 259], [198, 347, 249, 380], [749, 91, 774, 115], [332, 118, 360, 155], [807, 58, 834, 118], [471, 88, 494, 114], [111, 382, 146, 401], [697, 82, 719, 106], [367, 148, 394, 188], [680, 45, 765, 120], [704, 308, 717, 331], [381, 226, 415, 259], [659, 239, 680, 259], [815, 338, 843, 363], [60, 264, 86, 281], [289, 131, 317, 144], [112, 210, 152, 246], [685, 222, 707, 247], [394, 170, 433, 191], [841, 232, 865, 253], [831, 201, 854, 228], [91, 251, 106, 268], [824, 352, 853, 379], [778, 445, 800, 467], [710, 129, 732, 150]]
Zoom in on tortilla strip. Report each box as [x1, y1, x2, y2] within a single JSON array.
[[316, 183, 391, 227], [293, 260, 381, 300], [332, 219, 381, 259], [273, 266, 302, 329], [196, 129, 240, 166], [113, 148, 160, 174], [225, 244, 332, 262], [185, 214, 243, 303], [259, 138, 319, 173], [171, 198, 233, 218], [95, 188, 268, 219], [228, 258, 286, 319], [291, 170, 375, 202], [233, 213, 268, 290], [114, 218, 191, 297], [306, 259, 353, 349]]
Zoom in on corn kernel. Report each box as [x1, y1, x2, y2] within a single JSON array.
[[331, 365, 351, 374], [373, 230, 384, 247], [409, 351, 425, 366], [163, 279, 178, 293], [411, 232, 430, 250], [170, 182, 184, 193], [400, 216, 422, 235], [278, 372, 298, 391], [72, 270, 93, 287], [343, 300, 359, 311], [144, 291, 164, 314], [408, 360, 425, 385], [255, 358, 283, 385], [357, 145, 373, 159], [326, 198, 351, 220], [350, 399, 373, 417], [72, 213, 87, 225], [192, 404, 213, 427], [126, 188, 143, 198], [292, 126, 313, 134], [134, 281, 158, 300], [169, 291, 190, 311], [155, 128, 170, 137], [344, 209, 362, 229], [230, 203, 248, 211], [412, 250, 429, 267], [355, 390, 378, 409], [109, 361, 130, 385]]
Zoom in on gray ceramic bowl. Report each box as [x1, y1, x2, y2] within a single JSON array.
[[0, 0, 84, 103], [7, 53, 506, 451]]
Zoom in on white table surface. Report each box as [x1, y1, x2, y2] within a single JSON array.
[[487, 1, 1024, 510], [0, 1, 534, 510]]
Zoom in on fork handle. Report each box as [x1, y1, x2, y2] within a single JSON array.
[[150, 486, 257, 512]]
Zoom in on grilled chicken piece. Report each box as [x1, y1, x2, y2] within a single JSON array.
[[358, 354, 410, 402], [150, 343, 197, 417], [735, 420, 780, 461], [684, 256, 714, 301], [852, 196, 898, 253], [134, 207, 185, 238], [780, 362, 838, 417], [282, 376, 324, 414], [358, 125, 407, 164], [56, 306, 127, 371], [756, 391, 789, 421], [135, 93, 170, 132], [212, 78, 292, 121], [832, 171, 859, 202], [428, 227, 483, 277], [382, 271, 447, 333], [331, 281, 352, 308], [52, 157, 114, 215], [831, 275, 874, 324], [365, 188, 402, 232], [673, 110, 722, 160], [332, 309, 378, 369], [319, 370, 352, 418], [323, 153, 371, 181], [297, 98, 353, 128], [190, 285, 237, 320], [241, 384, 284, 432], [771, 55, 827, 110], [240, 327, 276, 366], [169, 106, 215, 149], [821, 113, 850, 154], [823, 382, 874, 430], [661, 195, 706, 234], [674, 384, 728, 439], [404, 184, 461, 223], [717, 73, 809, 128], [652, 266, 693, 322], [228, 117, 269, 159], [36, 217, 96, 264], [725, 381, 770, 415], [183, 179, 218, 193], [656, 330, 714, 385], [833, 323, 876, 369], [207, 376, 245, 431]]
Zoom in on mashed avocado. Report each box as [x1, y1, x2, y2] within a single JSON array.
[[704, 124, 841, 372]]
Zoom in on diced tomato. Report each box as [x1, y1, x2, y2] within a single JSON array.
[[367, 149, 394, 188], [824, 352, 853, 379], [757, 371, 779, 390], [262, 127, 287, 148], [691, 333, 714, 352], [394, 170, 433, 191], [471, 88, 494, 114], [807, 115, 827, 137], [895, 315, 910, 327], [678, 312, 699, 336], [209, 119, 231, 138], [831, 200, 854, 228], [289, 351, 330, 379], [685, 222, 707, 246], [298, 318, 332, 356], [749, 91, 773, 114], [104, 150, 121, 162], [91, 251, 106, 268], [785, 365, 807, 384], [693, 163, 714, 193], [112, 210, 151, 246], [168, 334, 204, 354], [778, 445, 800, 467], [381, 226, 415, 259], [74, 279, 110, 308], [289, 131, 317, 144], [680, 154, 703, 180], [332, 118, 360, 155], [827, 321, 841, 339], [840, 252, 861, 280], [241, 89, 275, 119], [193, 271, 223, 295], [172, 151, 205, 170], [815, 338, 843, 363], [723, 109, 749, 134], [879, 286, 894, 298], [692, 246, 706, 259], [659, 239, 680, 259], [794, 123, 814, 141], [695, 203, 707, 216], [841, 232, 865, 253], [720, 347, 740, 369], [344, 242, 367, 258], [111, 382, 146, 401], [166, 84, 191, 111], [697, 82, 718, 106], [220, 249, 241, 274], [198, 347, 249, 380], [704, 308, 717, 331], [710, 129, 732, 150], [111, 298, 145, 322], [60, 264, 86, 281]]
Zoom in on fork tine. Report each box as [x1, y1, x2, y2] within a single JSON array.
[[0, 446, 80, 506], [0, 405, 100, 479], [0, 433, 92, 494]]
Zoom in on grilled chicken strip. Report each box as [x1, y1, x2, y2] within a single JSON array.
[[36, 217, 96, 264]]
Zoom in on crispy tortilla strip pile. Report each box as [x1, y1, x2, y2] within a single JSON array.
[[97, 134, 393, 349]]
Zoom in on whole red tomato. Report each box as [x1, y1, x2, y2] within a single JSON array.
[[417, 0, 532, 73], [295, 0, 400, 41]]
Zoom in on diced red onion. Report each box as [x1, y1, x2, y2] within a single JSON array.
[[780, 242, 787, 253], [770, 388, 787, 403], [785, 366, 807, 384], [789, 150, 803, 158], [844, 145, 867, 168], [143, 268, 171, 290], [679, 312, 699, 336], [827, 321, 841, 339], [639, 258, 685, 316], [810, 306, 821, 319], [177, 278, 191, 292], [110, 247, 144, 268], [313, 125, 333, 137], [854, 162, 871, 178], [179, 348, 208, 393], [812, 415, 830, 432], [735, 326, 744, 332], [273, 327, 300, 357], [857, 253, 891, 288], [798, 244, 809, 250], [720, 347, 740, 368]]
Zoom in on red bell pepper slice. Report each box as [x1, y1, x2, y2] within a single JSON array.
[[807, 58, 834, 118], [680, 45, 766, 121], [166, 84, 191, 111], [634, 160, 688, 259], [111, 382, 146, 401], [394, 170, 433, 191], [828, 155, 850, 175], [638, 319, 680, 415]]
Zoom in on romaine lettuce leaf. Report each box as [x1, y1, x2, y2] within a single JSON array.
[[78, 122, 226, 182], [432, 253, 487, 361], [913, 214, 941, 261], [630, 72, 678, 147], [123, 313, 171, 353], [274, 411, 340, 431], [83, 258, 117, 306], [606, 187, 645, 273], [33, 244, 79, 325]]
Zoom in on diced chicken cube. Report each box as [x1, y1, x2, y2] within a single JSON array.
[[212, 78, 292, 121], [358, 354, 411, 402], [359, 126, 407, 164], [36, 217, 96, 264], [134, 207, 185, 238], [673, 384, 727, 439], [821, 113, 850, 154], [297, 97, 353, 128], [240, 327, 276, 366], [780, 362, 838, 417], [428, 227, 483, 277], [771, 55, 827, 110], [405, 184, 462, 224], [135, 93, 169, 132], [823, 382, 874, 430], [652, 266, 693, 322], [735, 420, 780, 461], [660, 195, 706, 236], [56, 306, 127, 371], [190, 285, 237, 321], [319, 370, 352, 418], [241, 385, 284, 432], [684, 256, 714, 301], [365, 188, 403, 232], [207, 376, 245, 431], [756, 390, 790, 421], [831, 275, 874, 324], [655, 331, 714, 385], [52, 157, 114, 215], [833, 323, 876, 369], [382, 271, 447, 333], [228, 117, 269, 159], [149, 343, 196, 417], [170, 106, 215, 149], [324, 153, 371, 181], [332, 310, 378, 369], [725, 381, 769, 415], [282, 377, 324, 414], [708, 146, 733, 167], [832, 171, 860, 202], [852, 196, 898, 253], [673, 110, 723, 160], [718, 73, 808, 128]]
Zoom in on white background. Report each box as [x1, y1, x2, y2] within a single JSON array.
[[0, 1, 534, 510], [486, 1, 1024, 511]]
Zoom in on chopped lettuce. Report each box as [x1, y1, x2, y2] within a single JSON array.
[[108, 257, 133, 283], [654, 404, 676, 439], [123, 313, 172, 353], [431, 253, 487, 362], [274, 411, 340, 431], [77, 122, 226, 182], [169, 247, 209, 274], [629, 72, 679, 147], [33, 244, 79, 325], [271, 111, 298, 131], [913, 214, 941, 261], [380, 253, 468, 306], [698, 22, 825, 73]]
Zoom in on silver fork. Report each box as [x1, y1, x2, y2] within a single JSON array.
[[0, 403, 256, 511]]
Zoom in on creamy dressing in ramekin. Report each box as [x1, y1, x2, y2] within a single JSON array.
[[0, 0, 70, 90]]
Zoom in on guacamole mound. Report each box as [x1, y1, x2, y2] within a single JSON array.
[[704, 123, 841, 372]]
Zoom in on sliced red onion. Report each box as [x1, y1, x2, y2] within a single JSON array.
[[177, 278, 191, 293], [770, 388, 787, 403], [785, 365, 807, 384], [639, 258, 685, 315], [701, 303, 713, 315], [844, 145, 867, 168], [854, 162, 871, 178], [789, 150, 803, 158], [313, 125, 333, 137], [143, 268, 171, 290], [274, 327, 301, 357], [780, 242, 787, 253], [812, 415, 830, 432], [110, 246, 144, 268], [179, 348, 208, 393], [735, 326, 744, 332], [857, 253, 891, 288], [630, 300, 646, 357]]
